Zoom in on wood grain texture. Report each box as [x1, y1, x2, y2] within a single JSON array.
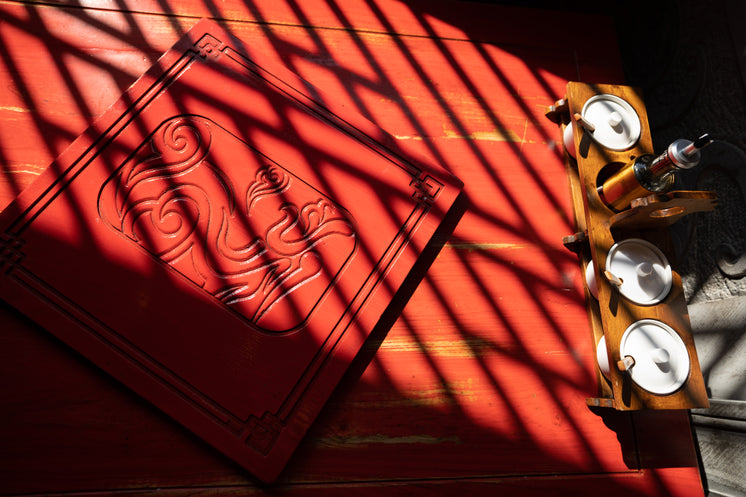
[[609, 191, 718, 230], [0, 0, 705, 495]]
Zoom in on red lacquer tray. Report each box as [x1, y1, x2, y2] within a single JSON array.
[[0, 18, 463, 482]]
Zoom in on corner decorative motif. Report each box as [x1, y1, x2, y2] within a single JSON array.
[[195, 34, 223, 60], [410, 175, 443, 204], [245, 412, 284, 455]]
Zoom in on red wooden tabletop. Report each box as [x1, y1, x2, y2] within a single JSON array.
[[0, 1, 705, 495]]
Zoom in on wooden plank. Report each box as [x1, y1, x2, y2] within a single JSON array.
[[0, 0, 620, 207], [27, 0, 626, 52], [0, 0, 704, 495], [62, 470, 700, 497]]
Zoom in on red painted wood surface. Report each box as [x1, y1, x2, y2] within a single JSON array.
[[0, 1, 705, 495], [0, 18, 464, 482]]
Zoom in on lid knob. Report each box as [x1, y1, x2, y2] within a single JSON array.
[[608, 111, 623, 130], [636, 262, 654, 278], [651, 347, 670, 365]]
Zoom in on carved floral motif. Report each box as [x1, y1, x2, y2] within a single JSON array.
[[98, 116, 356, 332]]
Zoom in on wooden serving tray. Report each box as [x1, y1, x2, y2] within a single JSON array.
[[0, 18, 463, 482], [557, 82, 709, 410]]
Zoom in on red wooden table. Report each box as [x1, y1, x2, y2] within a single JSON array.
[[0, 1, 705, 495]]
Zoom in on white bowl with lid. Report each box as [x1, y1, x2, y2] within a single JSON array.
[[581, 94, 641, 151], [606, 238, 673, 305], [563, 122, 578, 158], [562, 94, 641, 157], [620, 319, 690, 395], [585, 260, 599, 299], [596, 335, 611, 379]]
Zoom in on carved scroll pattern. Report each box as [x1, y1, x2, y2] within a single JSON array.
[[98, 116, 356, 332]]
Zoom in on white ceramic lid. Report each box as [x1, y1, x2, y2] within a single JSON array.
[[581, 94, 641, 151], [606, 238, 672, 305], [563, 122, 577, 158], [620, 319, 690, 395]]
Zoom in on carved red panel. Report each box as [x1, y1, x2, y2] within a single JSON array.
[[0, 19, 462, 482], [97, 115, 357, 333]]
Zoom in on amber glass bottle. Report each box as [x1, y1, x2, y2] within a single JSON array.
[[597, 134, 712, 211]]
